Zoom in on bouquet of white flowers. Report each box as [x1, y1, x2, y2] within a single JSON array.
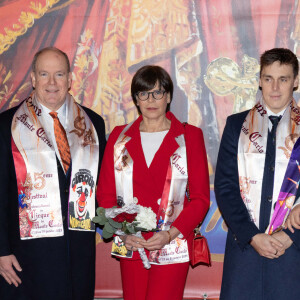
[[93, 198, 158, 269]]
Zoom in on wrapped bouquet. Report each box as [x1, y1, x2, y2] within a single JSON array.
[[93, 198, 157, 269]]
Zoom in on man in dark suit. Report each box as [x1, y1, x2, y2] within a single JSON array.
[[0, 47, 106, 300], [215, 48, 300, 299]]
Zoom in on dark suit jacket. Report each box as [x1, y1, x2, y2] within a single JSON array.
[[0, 102, 106, 300], [97, 111, 210, 260], [215, 110, 300, 300]]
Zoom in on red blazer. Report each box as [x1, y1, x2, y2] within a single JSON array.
[[96, 112, 210, 259]]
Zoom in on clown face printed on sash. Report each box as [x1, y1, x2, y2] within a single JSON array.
[[72, 169, 94, 220], [69, 169, 95, 230], [75, 182, 91, 220]]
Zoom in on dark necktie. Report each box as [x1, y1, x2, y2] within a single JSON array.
[[269, 115, 282, 145], [49, 112, 71, 173]]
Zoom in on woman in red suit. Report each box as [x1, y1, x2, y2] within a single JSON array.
[[96, 65, 210, 300]]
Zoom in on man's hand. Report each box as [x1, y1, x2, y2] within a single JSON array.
[[285, 205, 300, 233], [271, 231, 293, 256], [0, 255, 22, 287], [250, 233, 283, 259]]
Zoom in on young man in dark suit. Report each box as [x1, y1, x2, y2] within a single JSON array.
[[0, 47, 106, 300], [215, 48, 300, 299]]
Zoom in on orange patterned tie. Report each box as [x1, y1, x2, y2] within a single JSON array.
[[49, 112, 71, 173]]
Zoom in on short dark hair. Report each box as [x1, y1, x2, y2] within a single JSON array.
[[32, 47, 71, 73], [131, 65, 173, 114], [260, 48, 299, 78]]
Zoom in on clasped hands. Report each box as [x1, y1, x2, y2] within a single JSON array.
[[250, 204, 300, 259], [250, 231, 292, 259], [122, 227, 179, 252]]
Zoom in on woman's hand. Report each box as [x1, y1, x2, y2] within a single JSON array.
[[285, 205, 300, 233], [121, 235, 146, 252], [142, 227, 180, 251], [141, 231, 169, 251]]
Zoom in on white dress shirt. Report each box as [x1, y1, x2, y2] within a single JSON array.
[[266, 106, 285, 131]]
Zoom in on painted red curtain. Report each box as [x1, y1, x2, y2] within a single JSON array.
[[1, 0, 300, 299]]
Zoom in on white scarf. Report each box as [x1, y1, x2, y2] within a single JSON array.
[[12, 93, 99, 239], [238, 98, 300, 228], [113, 122, 189, 264]]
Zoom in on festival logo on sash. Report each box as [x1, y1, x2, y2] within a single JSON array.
[[17, 171, 63, 239], [69, 169, 95, 231]]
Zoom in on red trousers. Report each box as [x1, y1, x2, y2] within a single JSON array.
[[120, 259, 189, 300]]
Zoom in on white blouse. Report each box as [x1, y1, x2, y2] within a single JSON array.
[[140, 130, 169, 167]]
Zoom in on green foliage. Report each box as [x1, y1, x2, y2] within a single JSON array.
[[93, 206, 157, 240], [96, 207, 106, 215], [108, 218, 123, 229], [92, 214, 108, 226], [134, 226, 147, 232], [93, 207, 126, 240], [102, 228, 113, 239], [126, 223, 137, 234], [104, 222, 115, 234]]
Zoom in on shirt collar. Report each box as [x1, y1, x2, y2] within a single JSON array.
[[40, 101, 67, 120], [266, 106, 286, 117]]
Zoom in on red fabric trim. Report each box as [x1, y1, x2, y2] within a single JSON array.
[[11, 136, 27, 193]]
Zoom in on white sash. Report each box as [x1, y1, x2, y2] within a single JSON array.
[[113, 123, 189, 264], [12, 94, 99, 239], [238, 98, 300, 228]]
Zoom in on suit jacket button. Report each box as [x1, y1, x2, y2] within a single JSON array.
[[65, 189, 69, 193], [267, 196, 272, 202], [269, 166, 275, 172]]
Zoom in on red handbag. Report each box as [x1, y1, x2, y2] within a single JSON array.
[[183, 123, 211, 267], [191, 227, 211, 267]]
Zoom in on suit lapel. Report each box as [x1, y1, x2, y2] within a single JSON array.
[[124, 112, 184, 190], [124, 116, 149, 173]]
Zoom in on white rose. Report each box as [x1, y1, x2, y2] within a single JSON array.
[[136, 206, 157, 231]]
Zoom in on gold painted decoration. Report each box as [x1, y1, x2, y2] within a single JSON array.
[[204, 55, 260, 114], [0, 63, 13, 107], [0, 0, 61, 55], [92, 0, 135, 134], [71, 29, 100, 107], [127, 0, 199, 68], [175, 41, 203, 126], [0, 62, 31, 110]]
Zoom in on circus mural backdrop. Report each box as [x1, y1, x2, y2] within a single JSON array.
[[1, 0, 300, 298]]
